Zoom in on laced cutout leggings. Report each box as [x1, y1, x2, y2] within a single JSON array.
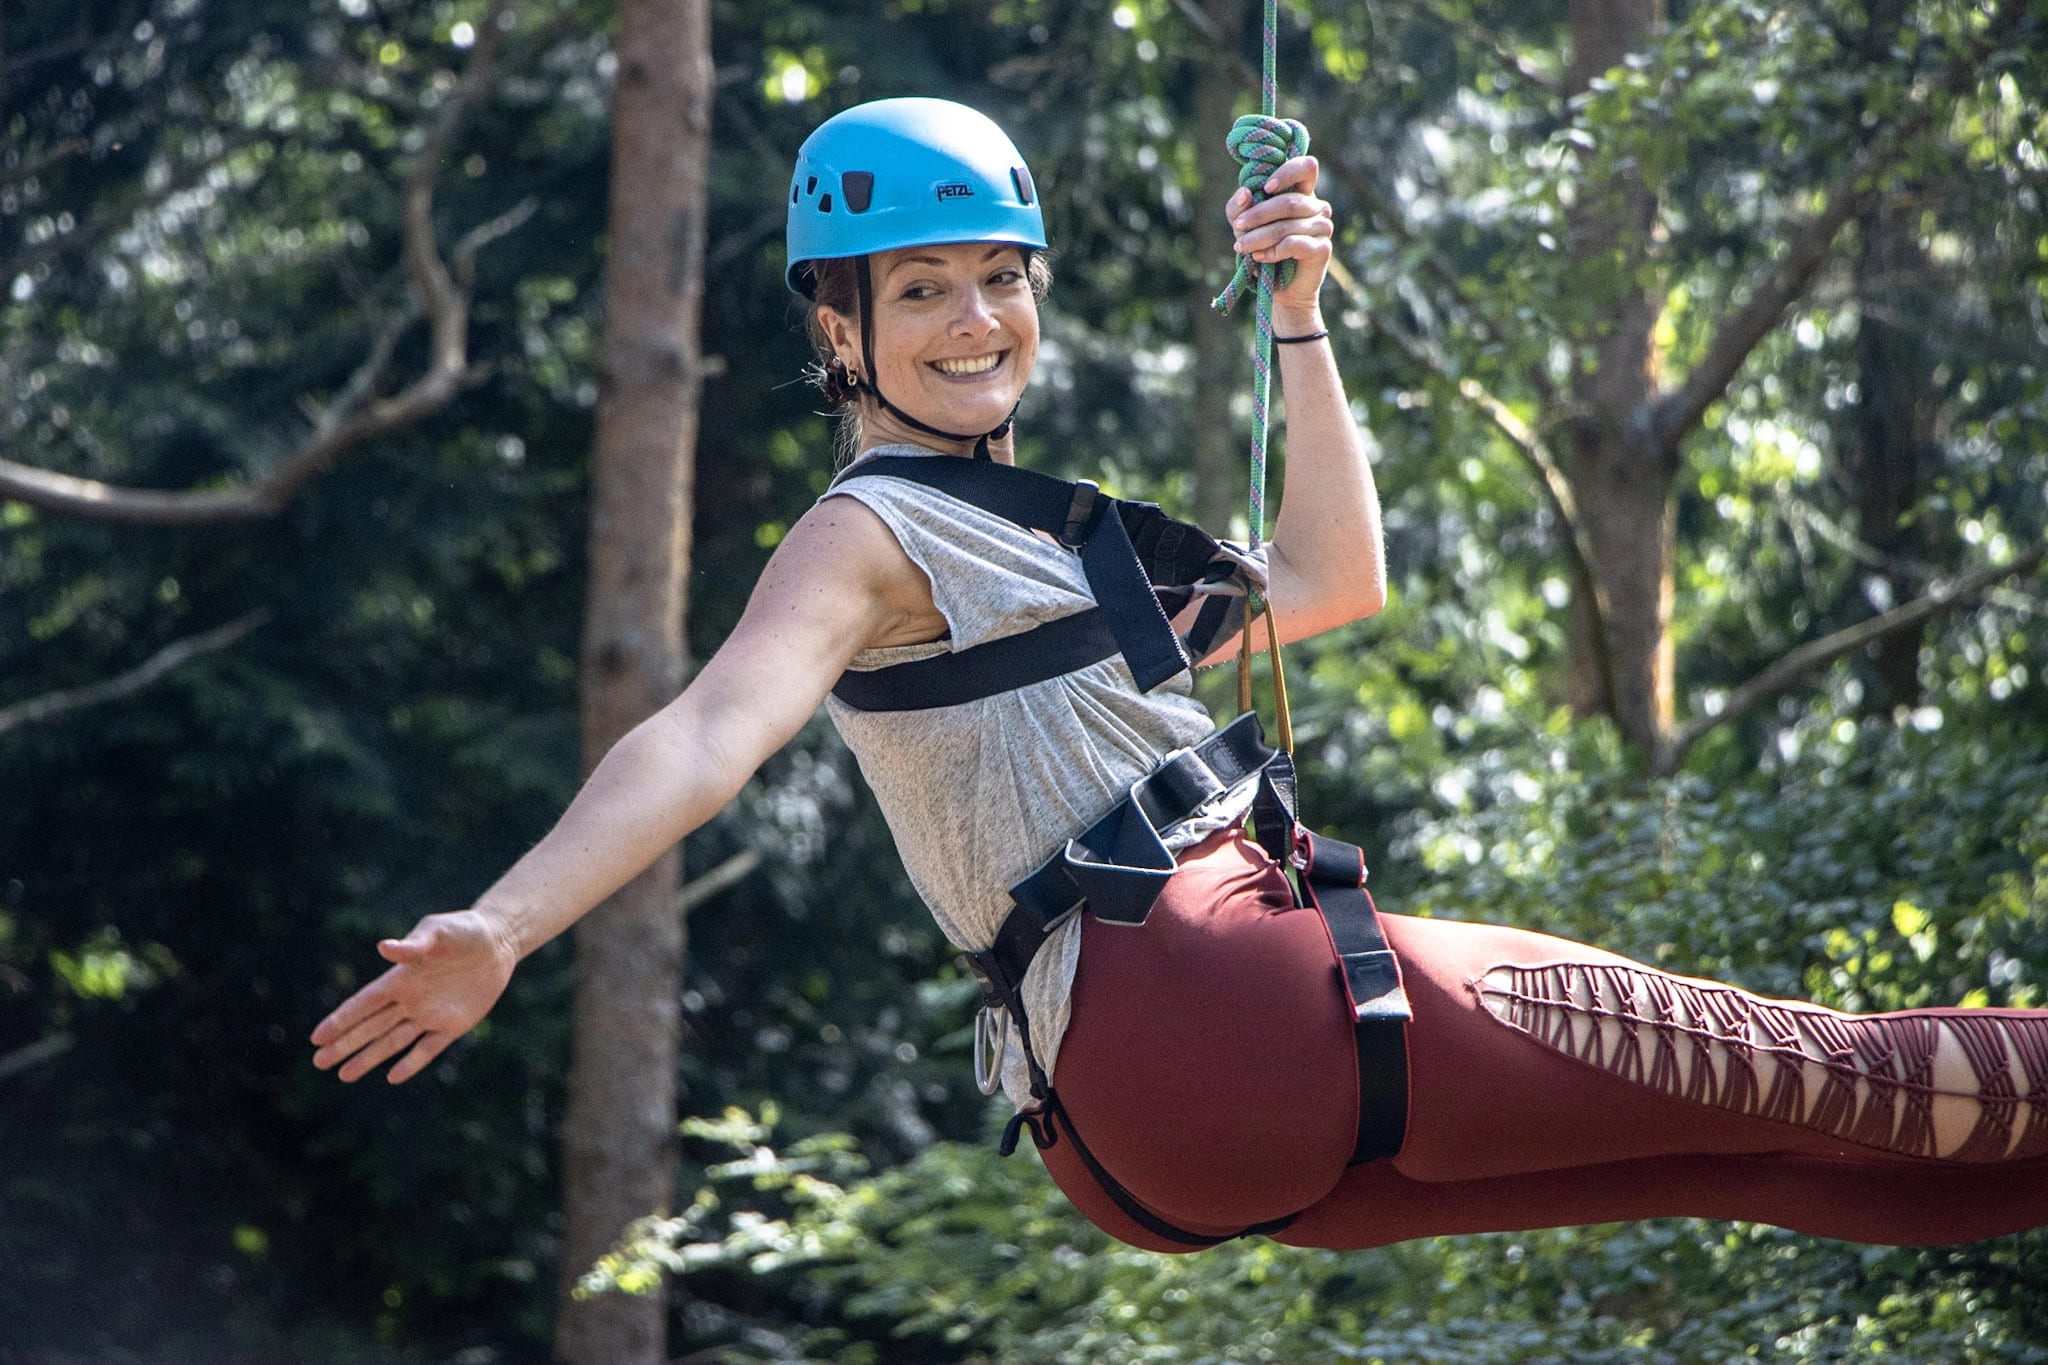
[[1033, 828, 2048, 1254], [1474, 962, 2048, 1163]]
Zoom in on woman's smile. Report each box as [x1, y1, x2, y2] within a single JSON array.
[[929, 350, 1009, 380]]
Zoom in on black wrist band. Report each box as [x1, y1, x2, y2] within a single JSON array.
[[1272, 328, 1330, 345]]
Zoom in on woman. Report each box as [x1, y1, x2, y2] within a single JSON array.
[[312, 97, 2048, 1254]]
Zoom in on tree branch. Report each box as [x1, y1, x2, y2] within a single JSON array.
[[675, 849, 763, 917], [0, 610, 272, 737], [1318, 88, 1561, 413], [0, 0, 519, 527], [1651, 0, 2026, 462], [0, 124, 275, 283], [1656, 543, 2047, 774], [1329, 256, 1621, 720], [1650, 159, 1875, 461], [0, 1032, 74, 1084], [1386, 0, 1560, 95], [0, 135, 91, 196]]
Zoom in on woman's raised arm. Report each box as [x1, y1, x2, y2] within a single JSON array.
[[310, 495, 924, 1083], [1223, 154, 1386, 643]]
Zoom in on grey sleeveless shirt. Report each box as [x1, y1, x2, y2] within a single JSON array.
[[822, 444, 1262, 1106]]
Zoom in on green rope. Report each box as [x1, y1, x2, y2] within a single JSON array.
[[1210, 0, 1308, 551]]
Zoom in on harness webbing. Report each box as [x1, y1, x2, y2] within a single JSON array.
[[827, 457, 1252, 710]]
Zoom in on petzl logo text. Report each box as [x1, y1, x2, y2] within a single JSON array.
[[935, 182, 975, 200]]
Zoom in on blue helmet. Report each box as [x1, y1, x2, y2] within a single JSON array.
[[785, 97, 1047, 298]]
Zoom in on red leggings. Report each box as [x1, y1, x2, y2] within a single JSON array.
[[1030, 826, 2048, 1253]]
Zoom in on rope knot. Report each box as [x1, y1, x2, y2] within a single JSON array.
[[1211, 114, 1311, 315]]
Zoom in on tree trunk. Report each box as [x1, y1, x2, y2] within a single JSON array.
[[1850, 194, 1933, 711], [1187, 0, 1247, 536], [554, 0, 710, 1361], [1847, 0, 1930, 713], [1560, 0, 1674, 758]]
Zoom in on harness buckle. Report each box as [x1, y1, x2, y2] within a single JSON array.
[[973, 1004, 1011, 1096], [1060, 480, 1101, 547]]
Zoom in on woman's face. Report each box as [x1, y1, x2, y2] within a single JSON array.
[[821, 241, 1039, 449]]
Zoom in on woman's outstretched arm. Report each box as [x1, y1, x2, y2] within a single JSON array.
[[309, 496, 926, 1083]]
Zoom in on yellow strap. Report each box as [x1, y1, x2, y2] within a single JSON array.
[[1236, 594, 1293, 755]]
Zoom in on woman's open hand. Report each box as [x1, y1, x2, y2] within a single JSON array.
[[310, 909, 518, 1083], [1229, 154, 1332, 314]]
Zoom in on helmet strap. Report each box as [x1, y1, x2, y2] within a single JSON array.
[[853, 254, 1015, 461]]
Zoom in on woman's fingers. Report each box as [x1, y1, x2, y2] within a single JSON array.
[[1230, 185, 1332, 286], [1233, 190, 1330, 234], [311, 998, 403, 1072], [315, 911, 516, 1085], [1235, 215, 1333, 260], [1266, 154, 1318, 196], [310, 970, 397, 1047], [386, 1031, 455, 1085], [337, 1019, 426, 1084]]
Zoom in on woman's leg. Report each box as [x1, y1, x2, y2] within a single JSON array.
[[1383, 912, 2048, 1183], [1277, 1148, 2048, 1251], [1036, 831, 2048, 1250], [1251, 908, 2048, 1250]]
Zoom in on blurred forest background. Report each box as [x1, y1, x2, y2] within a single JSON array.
[[2, 0, 2045, 1361]]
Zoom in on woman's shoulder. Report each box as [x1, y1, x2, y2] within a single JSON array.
[[821, 449, 1034, 541]]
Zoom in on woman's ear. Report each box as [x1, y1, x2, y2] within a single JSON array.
[[816, 305, 862, 380]]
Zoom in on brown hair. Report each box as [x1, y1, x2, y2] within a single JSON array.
[[802, 248, 1053, 466]]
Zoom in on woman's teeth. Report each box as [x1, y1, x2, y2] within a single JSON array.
[[932, 352, 1003, 376]]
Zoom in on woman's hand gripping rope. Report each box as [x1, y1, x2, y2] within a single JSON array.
[[1227, 152, 1333, 317], [310, 908, 518, 1083]]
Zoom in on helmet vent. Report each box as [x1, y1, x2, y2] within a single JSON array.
[[790, 183, 799, 204], [806, 175, 818, 195], [841, 171, 874, 212], [1012, 166, 1035, 205], [818, 193, 833, 213]]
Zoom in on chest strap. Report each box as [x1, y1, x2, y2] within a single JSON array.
[[830, 457, 1248, 711]]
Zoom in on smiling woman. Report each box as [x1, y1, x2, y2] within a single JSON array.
[[313, 95, 2048, 1268], [803, 243, 1051, 467]]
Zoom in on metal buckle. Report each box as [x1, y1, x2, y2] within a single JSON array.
[[973, 1005, 1011, 1096]]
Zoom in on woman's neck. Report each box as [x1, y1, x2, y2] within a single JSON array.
[[858, 409, 1016, 463]]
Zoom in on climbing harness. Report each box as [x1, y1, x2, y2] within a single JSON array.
[[829, 454, 1412, 1248], [956, 699, 1404, 1247]]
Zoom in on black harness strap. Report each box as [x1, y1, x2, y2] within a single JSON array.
[[965, 714, 1275, 1006], [829, 457, 1250, 710], [1296, 829, 1411, 1165], [1033, 1094, 1304, 1247], [830, 607, 1118, 712]]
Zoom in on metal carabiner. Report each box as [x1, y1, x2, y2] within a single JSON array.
[[973, 1004, 1012, 1097]]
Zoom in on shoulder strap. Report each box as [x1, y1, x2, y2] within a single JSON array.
[[831, 458, 1207, 704]]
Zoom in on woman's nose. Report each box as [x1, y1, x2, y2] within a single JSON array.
[[950, 286, 1000, 334]]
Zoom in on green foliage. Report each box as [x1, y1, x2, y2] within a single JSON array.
[[4, 0, 2045, 1359], [599, 1094, 2048, 1364]]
